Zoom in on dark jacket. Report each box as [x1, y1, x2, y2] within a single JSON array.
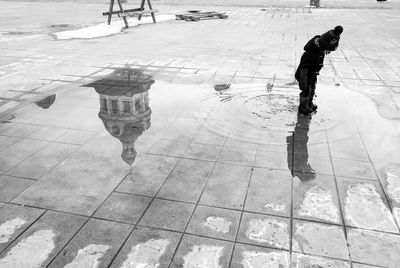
[[295, 35, 325, 82]]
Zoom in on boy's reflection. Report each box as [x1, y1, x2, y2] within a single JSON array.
[[85, 69, 154, 166], [287, 114, 316, 181]]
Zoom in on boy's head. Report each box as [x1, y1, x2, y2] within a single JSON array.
[[319, 25, 343, 51]]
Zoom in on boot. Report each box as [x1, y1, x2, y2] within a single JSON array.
[[309, 94, 318, 111], [298, 97, 313, 114]]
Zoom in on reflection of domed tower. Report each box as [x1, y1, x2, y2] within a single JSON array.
[[35, 94, 56, 109], [86, 69, 154, 166]]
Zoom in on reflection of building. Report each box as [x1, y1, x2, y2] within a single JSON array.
[[35, 94, 56, 109], [85, 69, 154, 166]]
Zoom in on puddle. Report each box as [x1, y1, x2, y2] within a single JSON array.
[[298, 185, 340, 223], [0, 229, 56, 267], [64, 244, 110, 268], [203, 217, 232, 233], [183, 245, 224, 268], [0, 218, 26, 243], [241, 251, 289, 267], [345, 182, 398, 232], [121, 239, 169, 268]]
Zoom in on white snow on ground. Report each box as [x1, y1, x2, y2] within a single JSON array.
[[55, 15, 175, 40]]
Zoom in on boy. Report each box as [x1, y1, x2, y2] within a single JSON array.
[[295, 25, 343, 114]]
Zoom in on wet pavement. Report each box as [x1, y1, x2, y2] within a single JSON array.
[[1, 0, 400, 267]]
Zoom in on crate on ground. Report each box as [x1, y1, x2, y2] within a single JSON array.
[[176, 10, 228, 21]]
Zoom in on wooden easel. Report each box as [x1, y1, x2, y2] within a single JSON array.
[[103, 0, 157, 28]]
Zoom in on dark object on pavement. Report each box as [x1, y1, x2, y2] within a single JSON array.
[[309, 0, 320, 7], [35, 94, 56, 109], [214, 83, 230, 91], [176, 11, 228, 22]]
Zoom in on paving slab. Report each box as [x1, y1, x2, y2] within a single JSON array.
[[157, 158, 214, 203], [0, 175, 35, 202], [245, 168, 292, 217], [94, 192, 152, 224], [337, 177, 399, 233], [292, 220, 349, 260], [169, 234, 234, 268], [237, 212, 291, 250], [292, 173, 341, 224], [290, 253, 350, 268], [230, 243, 290, 268], [186, 205, 241, 241], [139, 199, 195, 232], [200, 163, 252, 210], [347, 227, 400, 267], [116, 154, 178, 197], [109, 226, 181, 268]]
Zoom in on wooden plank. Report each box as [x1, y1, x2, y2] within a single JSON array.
[[103, 8, 143, 16], [118, 9, 158, 17]]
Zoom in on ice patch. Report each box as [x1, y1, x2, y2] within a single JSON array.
[[121, 239, 169, 268], [64, 244, 110, 268], [241, 251, 289, 267], [203, 217, 232, 233], [345, 183, 398, 232], [298, 185, 340, 223], [0, 229, 56, 268], [183, 245, 224, 268], [0, 218, 26, 243], [246, 219, 289, 249], [264, 202, 286, 213], [55, 15, 175, 40]]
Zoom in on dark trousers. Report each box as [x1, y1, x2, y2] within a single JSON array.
[[297, 68, 317, 98]]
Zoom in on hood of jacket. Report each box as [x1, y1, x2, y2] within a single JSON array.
[[304, 35, 322, 53]]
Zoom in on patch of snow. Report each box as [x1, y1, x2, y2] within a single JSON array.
[[183, 245, 224, 268], [203, 217, 232, 233], [0, 218, 26, 243], [64, 244, 110, 268], [298, 185, 340, 223], [55, 15, 175, 40], [121, 239, 169, 268]]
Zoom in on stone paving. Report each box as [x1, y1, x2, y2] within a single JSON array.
[[0, 0, 400, 267]]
